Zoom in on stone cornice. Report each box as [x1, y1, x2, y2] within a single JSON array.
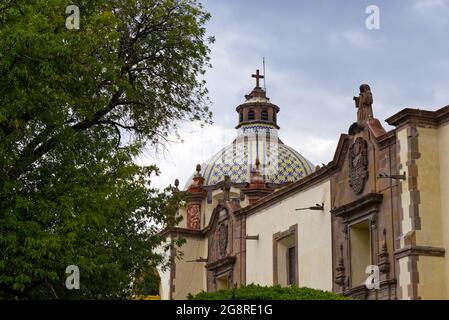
[[205, 256, 236, 270], [343, 279, 397, 298], [375, 129, 396, 149], [235, 120, 280, 130], [394, 245, 445, 259], [235, 102, 280, 113], [385, 105, 449, 129], [330, 193, 383, 217], [159, 202, 239, 239], [159, 227, 203, 239]]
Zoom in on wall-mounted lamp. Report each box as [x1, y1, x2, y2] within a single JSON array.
[[245, 234, 259, 241], [295, 203, 324, 211], [186, 257, 208, 263], [377, 172, 406, 181]]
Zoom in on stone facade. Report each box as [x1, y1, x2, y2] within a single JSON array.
[[159, 79, 449, 300]]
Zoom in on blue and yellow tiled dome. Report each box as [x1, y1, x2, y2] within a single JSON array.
[[197, 135, 314, 187]]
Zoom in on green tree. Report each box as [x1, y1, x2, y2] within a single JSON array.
[[0, 0, 213, 299], [132, 264, 161, 296]]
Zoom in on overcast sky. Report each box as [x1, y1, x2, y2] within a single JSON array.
[[140, 0, 449, 189]]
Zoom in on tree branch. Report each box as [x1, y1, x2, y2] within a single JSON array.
[[97, 119, 143, 133], [8, 90, 125, 179]]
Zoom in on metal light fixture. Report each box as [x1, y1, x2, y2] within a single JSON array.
[[245, 234, 259, 240], [295, 203, 324, 211], [186, 257, 208, 263], [377, 172, 406, 180]]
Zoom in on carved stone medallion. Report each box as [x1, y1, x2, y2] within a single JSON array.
[[349, 137, 368, 194]]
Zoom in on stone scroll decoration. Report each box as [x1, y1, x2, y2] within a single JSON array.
[[187, 203, 201, 230], [349, 137, 368, 194]]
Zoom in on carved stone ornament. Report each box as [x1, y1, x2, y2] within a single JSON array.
[[335, 244, 346, 287], [349, 137, 368, 194], [342, 222, 349, 239], [218, 223, 228, 258], [187, 204, 201, 230], [378, 229, 390, 274]]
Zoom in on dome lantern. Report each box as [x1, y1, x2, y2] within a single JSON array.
[[236, 70, 280, 129]]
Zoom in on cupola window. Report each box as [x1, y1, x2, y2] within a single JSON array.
[[248, 110, 255, 121], [261, 110, 269, 121]]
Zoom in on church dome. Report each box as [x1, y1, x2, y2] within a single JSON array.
[[184, 69, 314, 189], [196, 139, 314, 187]]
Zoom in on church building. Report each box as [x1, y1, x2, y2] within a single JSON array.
[[159, 70, 449, 300]]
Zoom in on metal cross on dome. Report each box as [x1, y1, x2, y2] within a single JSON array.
[[251, 69, 264, 88]]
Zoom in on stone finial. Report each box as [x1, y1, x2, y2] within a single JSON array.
[[249, 159, 264, 187], [353, 83, 373, 121], [242, 159, 274, 205], [195, 164, 201, 176], [255, 158, 260, 169], [174, 179, 179, 188], [187, 164, 205, 193]]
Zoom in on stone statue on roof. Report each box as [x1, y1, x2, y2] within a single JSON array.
[[354, 84, 373, 121]]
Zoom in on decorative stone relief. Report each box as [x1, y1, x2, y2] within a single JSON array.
[[187, 203, 201, 229], [349, 137, 369, 194], [218, 222, 228, 258]]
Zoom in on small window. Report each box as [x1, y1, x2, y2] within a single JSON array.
[[239, 111, 243, 122], [273, 225, 298, 287], [216, 274, 229, 290], [261, 110, 269, 121], [350, 220, 371, 287], [287, 247, 296, 285], [273, 112, 277, 123], [248, 110, 255, 121]]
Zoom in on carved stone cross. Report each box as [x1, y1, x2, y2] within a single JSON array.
[[251, 69, 264, 88], [221, 175, 232, 201]]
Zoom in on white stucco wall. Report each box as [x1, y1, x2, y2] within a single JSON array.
[[245, 180, 333, 291], [398, 257, 411, 300], [396, 128, 413, 299], [156, 238, 172, 300], [172, 237, 208, 299], [397, 128, 412, 246], [157, 235, 209, 300]]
